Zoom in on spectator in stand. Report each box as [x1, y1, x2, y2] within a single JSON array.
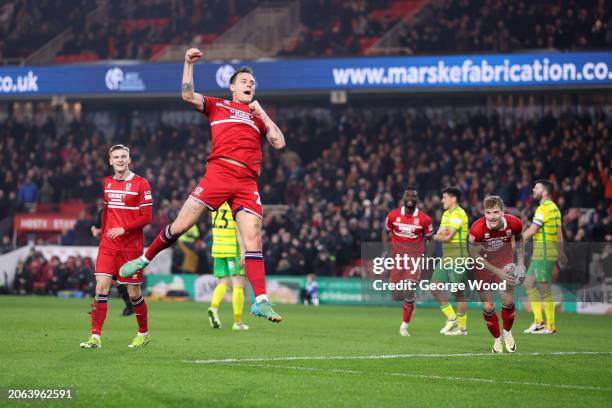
[[2, 103, 610, 276]]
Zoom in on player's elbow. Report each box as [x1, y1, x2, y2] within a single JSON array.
[[181, 93, 194, 104], [273, 139, 286, 150]]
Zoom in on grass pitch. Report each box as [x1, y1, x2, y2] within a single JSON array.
[[1, 296, 611, 407]]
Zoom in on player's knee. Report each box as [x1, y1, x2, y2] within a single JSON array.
[[127, 285, 141, 298], [243, 233, 262, 250], [391, 290, 405, 302], [95, 281, 111, 294], [482, 303, 495, 313]]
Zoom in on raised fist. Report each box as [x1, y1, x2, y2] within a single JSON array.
[[185, 48, 203, 64]]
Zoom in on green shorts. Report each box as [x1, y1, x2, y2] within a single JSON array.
[[431, 263, 468, 284], [213, 257, 245, 278], [527, 259, 555, 283]]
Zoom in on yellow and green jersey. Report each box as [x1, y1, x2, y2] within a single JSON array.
[[439, 206, 469, 258], [211, 202, 240, 258], [532, 199, 561, 261]]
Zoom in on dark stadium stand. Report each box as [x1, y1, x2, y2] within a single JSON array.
[[5, 0, 610, 64], [1, 104, 610, 278], [396, 0, 612, 54]]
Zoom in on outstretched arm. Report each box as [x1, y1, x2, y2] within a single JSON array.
[[249, 101, 286, 150], [181, 48, 205, 112]]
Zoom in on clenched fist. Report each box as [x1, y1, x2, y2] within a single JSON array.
[[185, 48, 203, 64], [248, 100, 265, 116]]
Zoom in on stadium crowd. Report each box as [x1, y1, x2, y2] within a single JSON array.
[[11, 248, 95, 295], [280, 0, 398, 56], [57, 0, 258, 61], [1, 103, 611, 279], [4, 0, 610, 63], [0, 0, 96, 61], [397, 0, 612, 54]]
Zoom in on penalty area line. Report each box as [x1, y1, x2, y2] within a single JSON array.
[[184, 351, 612, 365], [227, 363, 612, 393]]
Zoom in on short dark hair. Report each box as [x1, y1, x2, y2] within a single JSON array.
[[535, 179, 554, 195], [404, 186, 418, 193], [230, 66, 255, 85], [441, 186, 462, 201]]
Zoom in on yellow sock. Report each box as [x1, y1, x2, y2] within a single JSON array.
[[527, 288, 543, 324], [440, 304, 456, 320], [233, 286, 244, 324], [457, 313, 467, 330], [211, 283, 228, 310], [543, 291, 555, 330]]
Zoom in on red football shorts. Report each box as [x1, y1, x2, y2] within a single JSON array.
[[95, 246, 144, 285], [389, 254, 422, 283], [190, 159, 263, 218]]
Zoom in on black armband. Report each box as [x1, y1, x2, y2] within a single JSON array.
[[93, 209, 103, 229]]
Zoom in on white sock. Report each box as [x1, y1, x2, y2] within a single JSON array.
[[138, 332, 148, 337], [255, 294, 268, 303], [400, 322, 409, 329], [141, 255, 150, 263], [92, 334, 101, 340]]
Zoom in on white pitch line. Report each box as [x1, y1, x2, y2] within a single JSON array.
[[185, 351, 612, 365], [227, 363, 612, 393]]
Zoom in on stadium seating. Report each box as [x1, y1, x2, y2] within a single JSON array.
[[1, 104, 610, 277]]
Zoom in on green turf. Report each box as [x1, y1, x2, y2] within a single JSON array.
[[1, 296, 611, 407]]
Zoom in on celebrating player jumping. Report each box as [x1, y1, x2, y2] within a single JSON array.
[[468, 196, 525, 353], [80, 144, 153, 350], [119, 48, 285, 322]]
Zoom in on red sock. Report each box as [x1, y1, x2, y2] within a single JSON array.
[[501, 303, 516, 332], [144, 225, 177, 261], [91, 293, 108, 335], [131, 296, 148, 333], [402, 301, 415, 324], [244, 251, 267, 297], [483, 309, 501, 338]]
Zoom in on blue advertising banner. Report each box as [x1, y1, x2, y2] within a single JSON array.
[[1, 52, 611, 97]]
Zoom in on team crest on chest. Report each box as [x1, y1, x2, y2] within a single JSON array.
[[107, 183, 111, 188], [414, 218, 420, 225], [125, 183, 132, 191], [506, 230, 512, 236]]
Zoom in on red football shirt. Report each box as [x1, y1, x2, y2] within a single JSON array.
[[468, 214, 522, 268], [100, 172, 152, 252], [201, 96, 267, 174], [385, 207, 433, 255]]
